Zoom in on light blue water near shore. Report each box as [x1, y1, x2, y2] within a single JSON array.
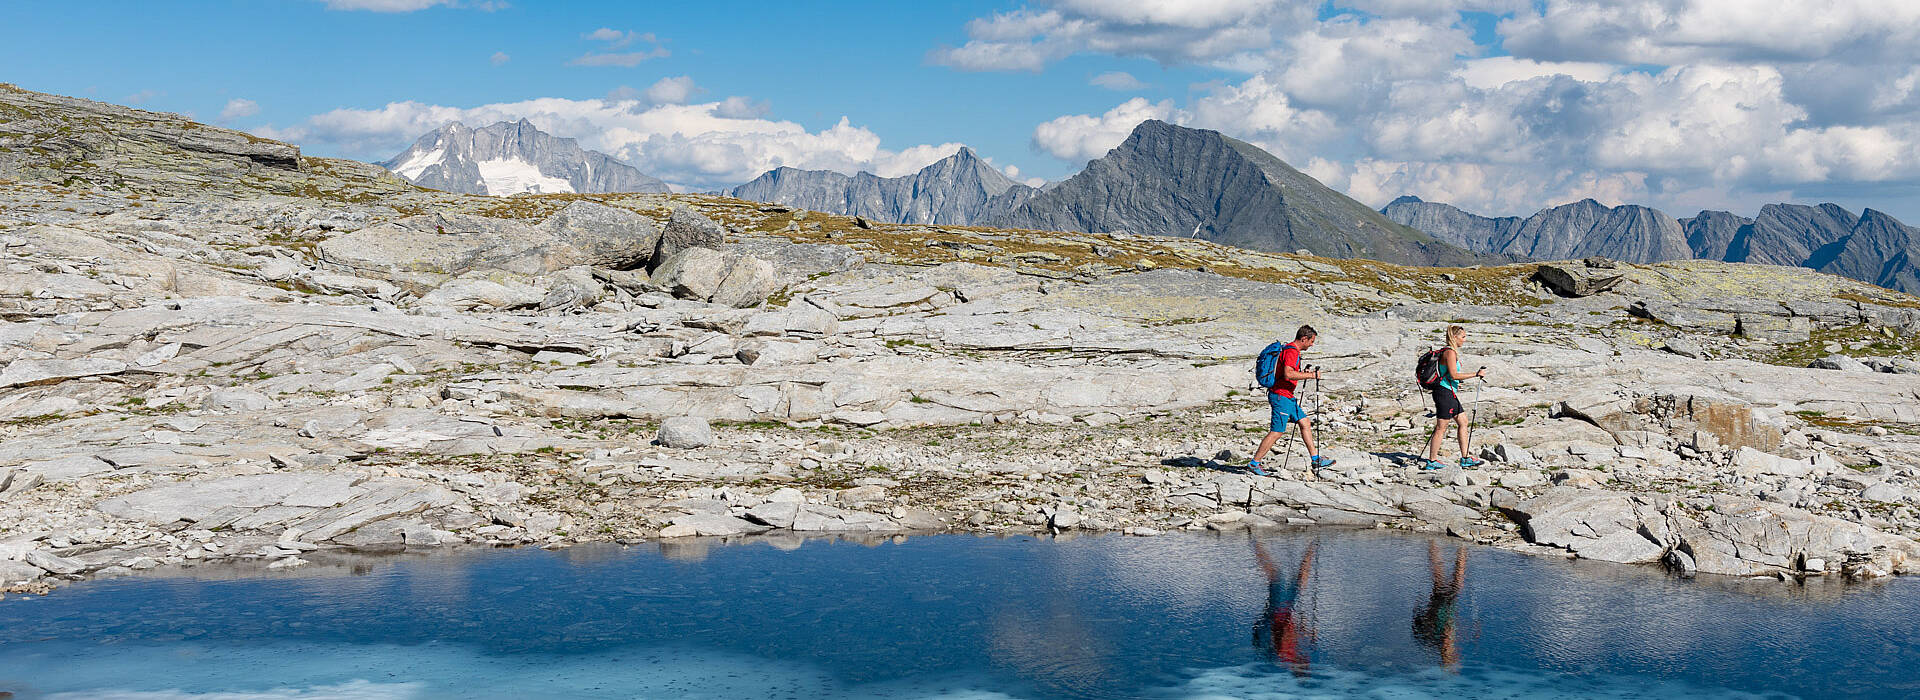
[[2, 530, 1917, 699]]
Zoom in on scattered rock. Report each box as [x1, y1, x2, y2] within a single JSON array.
[[657, 417, 715, 449]]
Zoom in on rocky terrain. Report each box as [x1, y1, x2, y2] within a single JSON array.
[[726, 147, 1035, 226], [382, 119, 670, 196], [5, 84, 1920, 597], [1386, 196, 1920, 294]]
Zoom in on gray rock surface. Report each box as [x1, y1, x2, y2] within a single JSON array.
[[657, 417, 715, 449], [650, 207, 727, 272], [4, 82, 1920, 596]]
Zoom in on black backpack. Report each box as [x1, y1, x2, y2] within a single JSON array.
[[1414, 347, 1445, 388]]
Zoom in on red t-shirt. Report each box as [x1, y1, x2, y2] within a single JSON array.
[[1270, 344, 1301, 398]]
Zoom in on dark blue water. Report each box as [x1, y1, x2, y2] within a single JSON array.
[[2, 530, 1917, 699]]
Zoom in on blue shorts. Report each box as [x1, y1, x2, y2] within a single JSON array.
[[1268, 394, 1306, 432]]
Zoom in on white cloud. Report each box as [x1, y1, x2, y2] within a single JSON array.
[[1031, 97, 1176, 161], [1089, 71, 1148, 90], [124, 89, 162, 105], [219, 98, 260, 120], [489, 51, 510, 66], [644, 76, 703, 105], [978, 0, 1920, 216], [573, 29, 667, 66], [1499, 0, 1920, 65], [1453, 56, 1617, 89], [268, 96, 977, 190]]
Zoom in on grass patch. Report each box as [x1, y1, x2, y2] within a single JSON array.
[[1767, 324, 1920, 367]]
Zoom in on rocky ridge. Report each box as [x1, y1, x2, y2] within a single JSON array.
[[4, 86, 1920, 596], [1386, 196, 1920, 294], [725, 147, 1034, 226]]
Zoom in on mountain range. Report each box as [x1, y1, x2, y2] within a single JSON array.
[[730, 120, 1486, 266], [380, 119, 669, 196], [726, 147, 1035, 226], [1383, 197, 1920, 294]]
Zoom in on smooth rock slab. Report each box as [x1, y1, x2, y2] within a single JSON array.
[[97, 473, 363, 525], [661, 513, 768, 537], [0, 358, 127, 388]]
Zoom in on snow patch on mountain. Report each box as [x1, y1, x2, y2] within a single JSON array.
[[476, 158, 574, 195]]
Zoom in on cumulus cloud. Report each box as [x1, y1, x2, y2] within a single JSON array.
[[1032, 97, 1176, 161], [489, 51, 510, 66], [266, 96, 974, 190], [1089, 71, 1148, 90], [979, 0, 1920, 216], [219, 98, 259, 120], [644, 76, 703, 105], [1453, 56, 1617, 89]]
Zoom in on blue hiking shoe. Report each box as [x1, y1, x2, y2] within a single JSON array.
[[1247, 460, 1270, 477], [1309, 455, 1336, 469], [1460, 457, 1486, 468], [1421, 460, 1447, 470]]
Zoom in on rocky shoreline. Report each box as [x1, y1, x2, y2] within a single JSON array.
[[4, 83, 1920, 596]]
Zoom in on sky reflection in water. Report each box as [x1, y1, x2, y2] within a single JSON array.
[[1, 529, 1916, 699]]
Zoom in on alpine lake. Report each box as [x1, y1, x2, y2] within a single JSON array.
[[2, 529, 1917, 699]]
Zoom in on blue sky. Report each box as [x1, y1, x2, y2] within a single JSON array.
[[5, 1, 1919, 221]]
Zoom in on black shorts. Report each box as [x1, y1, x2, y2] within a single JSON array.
[[1432, 387, 1463, 420]]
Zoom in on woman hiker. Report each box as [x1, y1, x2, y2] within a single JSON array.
[[1423, 325, 1486, 470]]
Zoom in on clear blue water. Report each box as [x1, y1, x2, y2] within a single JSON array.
[[2, 530, 1917, 699]]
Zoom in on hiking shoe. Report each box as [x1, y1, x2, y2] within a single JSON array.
[[1460, 457, 1485, 468], [1247, 460, 1270, 477], [1309, 455, 1336, 469], [1420, 460, 1447, 470]]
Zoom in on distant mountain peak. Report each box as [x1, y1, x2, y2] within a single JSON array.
[[380, 120, 668, 196], [991, 119, 1486, 265], [726, 147, 1034, 226]]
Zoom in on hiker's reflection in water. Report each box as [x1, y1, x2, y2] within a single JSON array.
[[1413, 540, 1468, 669], [1251, 539, 1316, 676]]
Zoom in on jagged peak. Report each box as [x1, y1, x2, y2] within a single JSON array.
[[1386, 195, 1425, 207]]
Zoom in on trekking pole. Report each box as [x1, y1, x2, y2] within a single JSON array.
[[1472, 367, 1485, 426]]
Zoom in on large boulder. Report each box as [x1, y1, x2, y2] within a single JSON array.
[[538, 200, 662, 270], [317, 206, 659, 290], [652, 248, 778, 308], [1503, 488, 1667, 564], [649, 207, 726, 272], [657, 416, 714, 449], [1534, 259, 1625, 297], [415, 271, 548, 311]]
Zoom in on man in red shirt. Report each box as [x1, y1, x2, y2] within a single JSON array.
[[1250, 325, 1333, 475]]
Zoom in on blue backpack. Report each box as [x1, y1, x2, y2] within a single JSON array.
[[1254, 342, 1291, 388]]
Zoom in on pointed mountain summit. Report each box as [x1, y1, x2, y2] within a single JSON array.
[[726, 147, 1036, 226], [381, 120, 669, 196], [989, 120, 1484, 265], [1822, 209, 1920, 293]]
